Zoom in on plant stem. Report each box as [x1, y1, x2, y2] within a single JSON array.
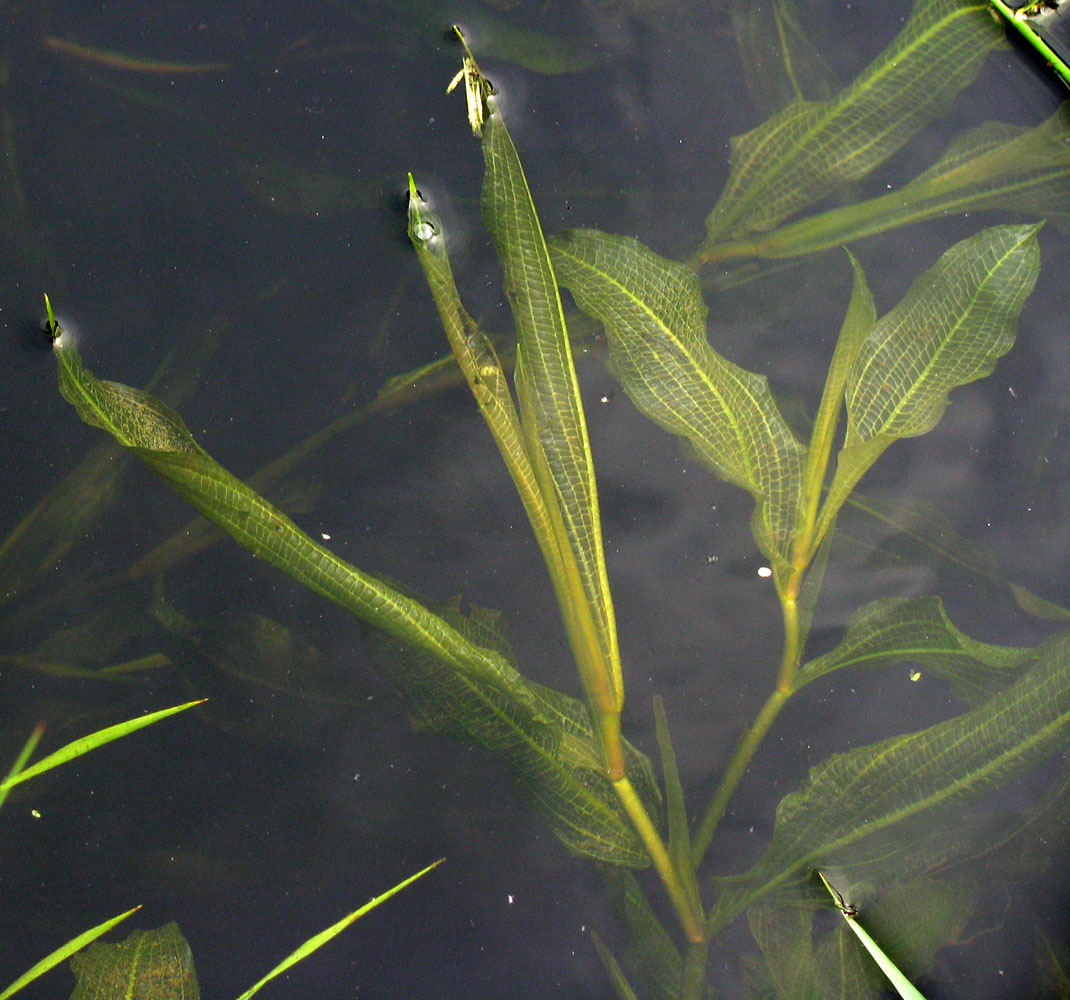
[[611, 776, 705, 944], [691, 581, 803, 868], [690, 685, 790, 869]]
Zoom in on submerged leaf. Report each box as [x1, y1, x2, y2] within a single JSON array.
[[713, 632, 1070, 919], [846, 223, 1039, 442], [50, 333, 544, 719], [704, 0, 1001, 243], [797, 596, 1033, 702], [70, 923, 198, 1000], [369, 600, 659, 867], [480, 90, 624, 752], [549, 228, 805, 572], [817, 224, 1040, 544], [730, 0, 837, 118], [712, 103, 1070, 261]]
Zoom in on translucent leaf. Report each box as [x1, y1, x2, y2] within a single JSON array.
[[50, 333, 544, 719], [714, 632, 1070, 917], [368, 600, 660, 867], [481, 94, 623, 724], [846, 223, 1040, 443], [602, 866, 684, 1000], [708, 103, 1070, 261], [549, 227, 805, 571], [796, 596, 1033, 703], [730, 0, 837, 118], [704, 0, 1002, 242], [69, 923, 198, 1000], [816, 224, 1040, 543]]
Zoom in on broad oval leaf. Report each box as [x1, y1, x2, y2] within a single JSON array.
[[70, 923, 198, 1000], [549, 227, 805, 571], [704, 0, 1001, 244]]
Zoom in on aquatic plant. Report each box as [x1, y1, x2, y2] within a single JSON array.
[[6, 0, 1070, 996]]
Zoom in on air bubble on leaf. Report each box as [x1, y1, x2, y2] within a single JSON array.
[[415, 221, 436, 243]]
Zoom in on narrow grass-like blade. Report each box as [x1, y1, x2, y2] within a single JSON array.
[[0, 906, 142, 1000], [549, 227, 805, 574], [0, 700, 204, 792], [234, 859, 443, 1000], [818, 872, 929, 1000], [704, 0, 1001, 244]]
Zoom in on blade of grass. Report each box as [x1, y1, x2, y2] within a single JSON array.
[[233, 859, 443, 1000], [0, 700, 205, 792], [0, 906, 142, 1000], [817, 872, 929, 1000]]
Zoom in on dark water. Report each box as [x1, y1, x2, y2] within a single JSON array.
[[1, 1, 1069, 998]]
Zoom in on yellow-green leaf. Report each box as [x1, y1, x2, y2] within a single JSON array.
[[816, 224, 1040, 545], [704, 0, 1001, 244], [480, 91, 623, 732], [712, 103, 1070, 261], [549, 227, 805, 573], [50, 332, 543, 718]]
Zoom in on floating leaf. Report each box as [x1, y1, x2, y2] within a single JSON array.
[[549, 227, 805, 573], [234, 860, 443, 1000], [704, 0, 1001, 243]]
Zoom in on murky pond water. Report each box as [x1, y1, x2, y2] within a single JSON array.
[[2, 2, 1069, 998]]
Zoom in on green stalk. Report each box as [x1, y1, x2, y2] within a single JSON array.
[[612, 775, 705, 944]]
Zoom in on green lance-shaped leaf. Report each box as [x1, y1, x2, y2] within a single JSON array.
[[406, 175, 572, 606], [70, 922, 198, 1000], [480, 92, 623, 746], [815, 223, 1040, 547], [796, 596, 1033, 702], [368, 600, 659, 867], [703, 0, 1001, 245], [549, 227, 805, 575], [708, 631, 1070, 926], [49, 332, 543, 718], [710, 104, 1070, 262]]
